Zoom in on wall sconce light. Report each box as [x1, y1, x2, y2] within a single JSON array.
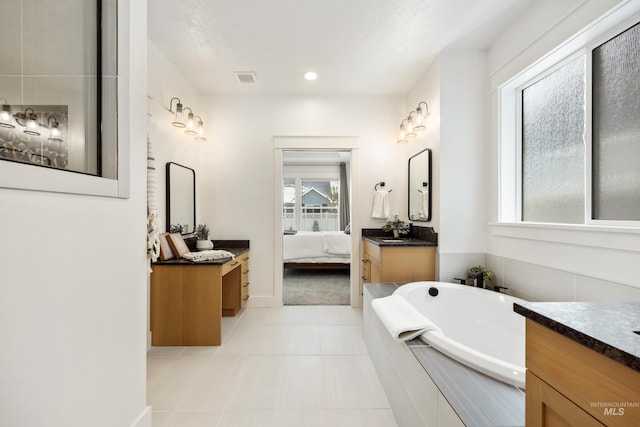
[[396, 101, 430, 144], [169, 97, 186, 128], [184, 108, 197, 135], [14, 108, 40, 136], [0, 101, 15, 128], [47, 116, 63, 142], [168, 96, 208, 141], [414, 101, 430, 131], [194, 116, 207, 141]]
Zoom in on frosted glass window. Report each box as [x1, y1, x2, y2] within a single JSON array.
[[521, 56, 586, 223], [592, 23, 640, 221]]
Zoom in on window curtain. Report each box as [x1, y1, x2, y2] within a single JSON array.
[[339, 162, 350, 229]]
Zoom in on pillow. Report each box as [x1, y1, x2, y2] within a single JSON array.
[[344, 223, 351, 235], [284, 229, 298, 235]]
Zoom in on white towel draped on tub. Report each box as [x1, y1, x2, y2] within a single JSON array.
[[371, 189, 390, 219], [371, 295, 441, 342]]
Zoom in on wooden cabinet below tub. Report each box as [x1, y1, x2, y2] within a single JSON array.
[[361, 237, 436, 283], [515, 302, 640, 427]]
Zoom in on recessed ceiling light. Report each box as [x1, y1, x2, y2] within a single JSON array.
[[304, 71, 318, 81]]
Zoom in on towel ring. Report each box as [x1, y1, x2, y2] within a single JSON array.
[[375, 182, 392, 192]]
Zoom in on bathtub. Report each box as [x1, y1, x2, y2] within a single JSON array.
[[393, 281, 526, 388]]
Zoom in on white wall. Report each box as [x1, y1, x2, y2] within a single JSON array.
[[405, 51, 490, 282], [147, 42, 206, 232], [197, 94, 406, 306], [0, 1, 151, 426], [486, 0, 640, 290], [405, 58, 441, 234]]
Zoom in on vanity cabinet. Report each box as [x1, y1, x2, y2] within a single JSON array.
[[362, 239, 436, 283], [221, 251, 250, 316], [150, 249, 250, 346], [524, 319, 640, 426]]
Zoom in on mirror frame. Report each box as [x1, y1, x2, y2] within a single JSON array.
[[408, 148, 432, 222], [165, 162, 196, 234]]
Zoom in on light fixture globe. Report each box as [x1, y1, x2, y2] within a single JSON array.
[[184, 109, 197, 135], [18, 108, 40, 136], [47, 117, 63, 142], [397, 120, 409, 144], [414, 101, 430, 131], [405, 112, 417, 138], [0, 104, 15, 128], [169, 97, 186, 128]]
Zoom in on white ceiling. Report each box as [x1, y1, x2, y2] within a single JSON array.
[[147, 0, 532, 96]]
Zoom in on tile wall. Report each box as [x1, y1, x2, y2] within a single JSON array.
[[486, 254, 640, 302]]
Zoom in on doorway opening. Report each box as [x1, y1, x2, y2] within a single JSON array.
[[279, 150, 353, 305]]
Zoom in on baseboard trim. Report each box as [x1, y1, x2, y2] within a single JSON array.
[[130, 406, 152, 427]]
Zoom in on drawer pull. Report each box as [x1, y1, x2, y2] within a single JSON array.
[[362, 259, 369, 263], [362, 276, 368, 280], [243, 270, 249, 275], [243, 283, 249, 287], [242, 295, 250, 301], [231, 261, 239, 266]]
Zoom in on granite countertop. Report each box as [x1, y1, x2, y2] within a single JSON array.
[[153, 243, 249, 266], [514, 301, 640, 372], [363, 236, 437, 247]]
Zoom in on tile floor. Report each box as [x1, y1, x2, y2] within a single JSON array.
[[147, 306, 398, 427]]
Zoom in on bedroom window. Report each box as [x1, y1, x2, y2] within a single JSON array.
[[282, 178, 340, 231], [500, 14, 640, 227]]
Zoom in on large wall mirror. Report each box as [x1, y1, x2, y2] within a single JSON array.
[[0, 0, 127, 198], [408, 148, 432, 222], [166, 162, 195, 234]]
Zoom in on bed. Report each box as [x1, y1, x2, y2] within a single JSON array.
[[283, 231, 351, 269]]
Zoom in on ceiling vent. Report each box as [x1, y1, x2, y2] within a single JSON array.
[[234, 71, 257, 84]]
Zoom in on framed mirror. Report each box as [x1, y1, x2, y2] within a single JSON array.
[[408, 148, 432, 222], [166, 162, 195, 234], [0, 0, 127, 198]]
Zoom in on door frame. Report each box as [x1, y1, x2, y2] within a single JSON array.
[[273, 136, 361, 307]]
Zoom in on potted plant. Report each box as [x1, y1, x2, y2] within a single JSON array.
[[382, 214, 410, 238], [194, 223, 213, 250], [466, 265, 493, 288]]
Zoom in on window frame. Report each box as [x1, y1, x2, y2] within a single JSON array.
[[282, 167, 341, 231], [500, 4, 640, 229]]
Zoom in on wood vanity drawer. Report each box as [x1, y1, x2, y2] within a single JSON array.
[[526, 319, 640, 425], [222, 258, 242, 275]]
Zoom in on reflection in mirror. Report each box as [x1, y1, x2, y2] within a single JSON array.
[[0, 0, 119, 179], [408, 148, 432, 222], [166, 162, 195, 234]]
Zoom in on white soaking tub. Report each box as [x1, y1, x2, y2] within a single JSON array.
[[394, 281, 526, 388]]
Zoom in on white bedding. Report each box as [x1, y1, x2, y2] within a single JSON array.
[[283, 231, 351, 263]]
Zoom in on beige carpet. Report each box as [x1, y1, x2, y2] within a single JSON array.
[[283, 269, 351, 305]]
